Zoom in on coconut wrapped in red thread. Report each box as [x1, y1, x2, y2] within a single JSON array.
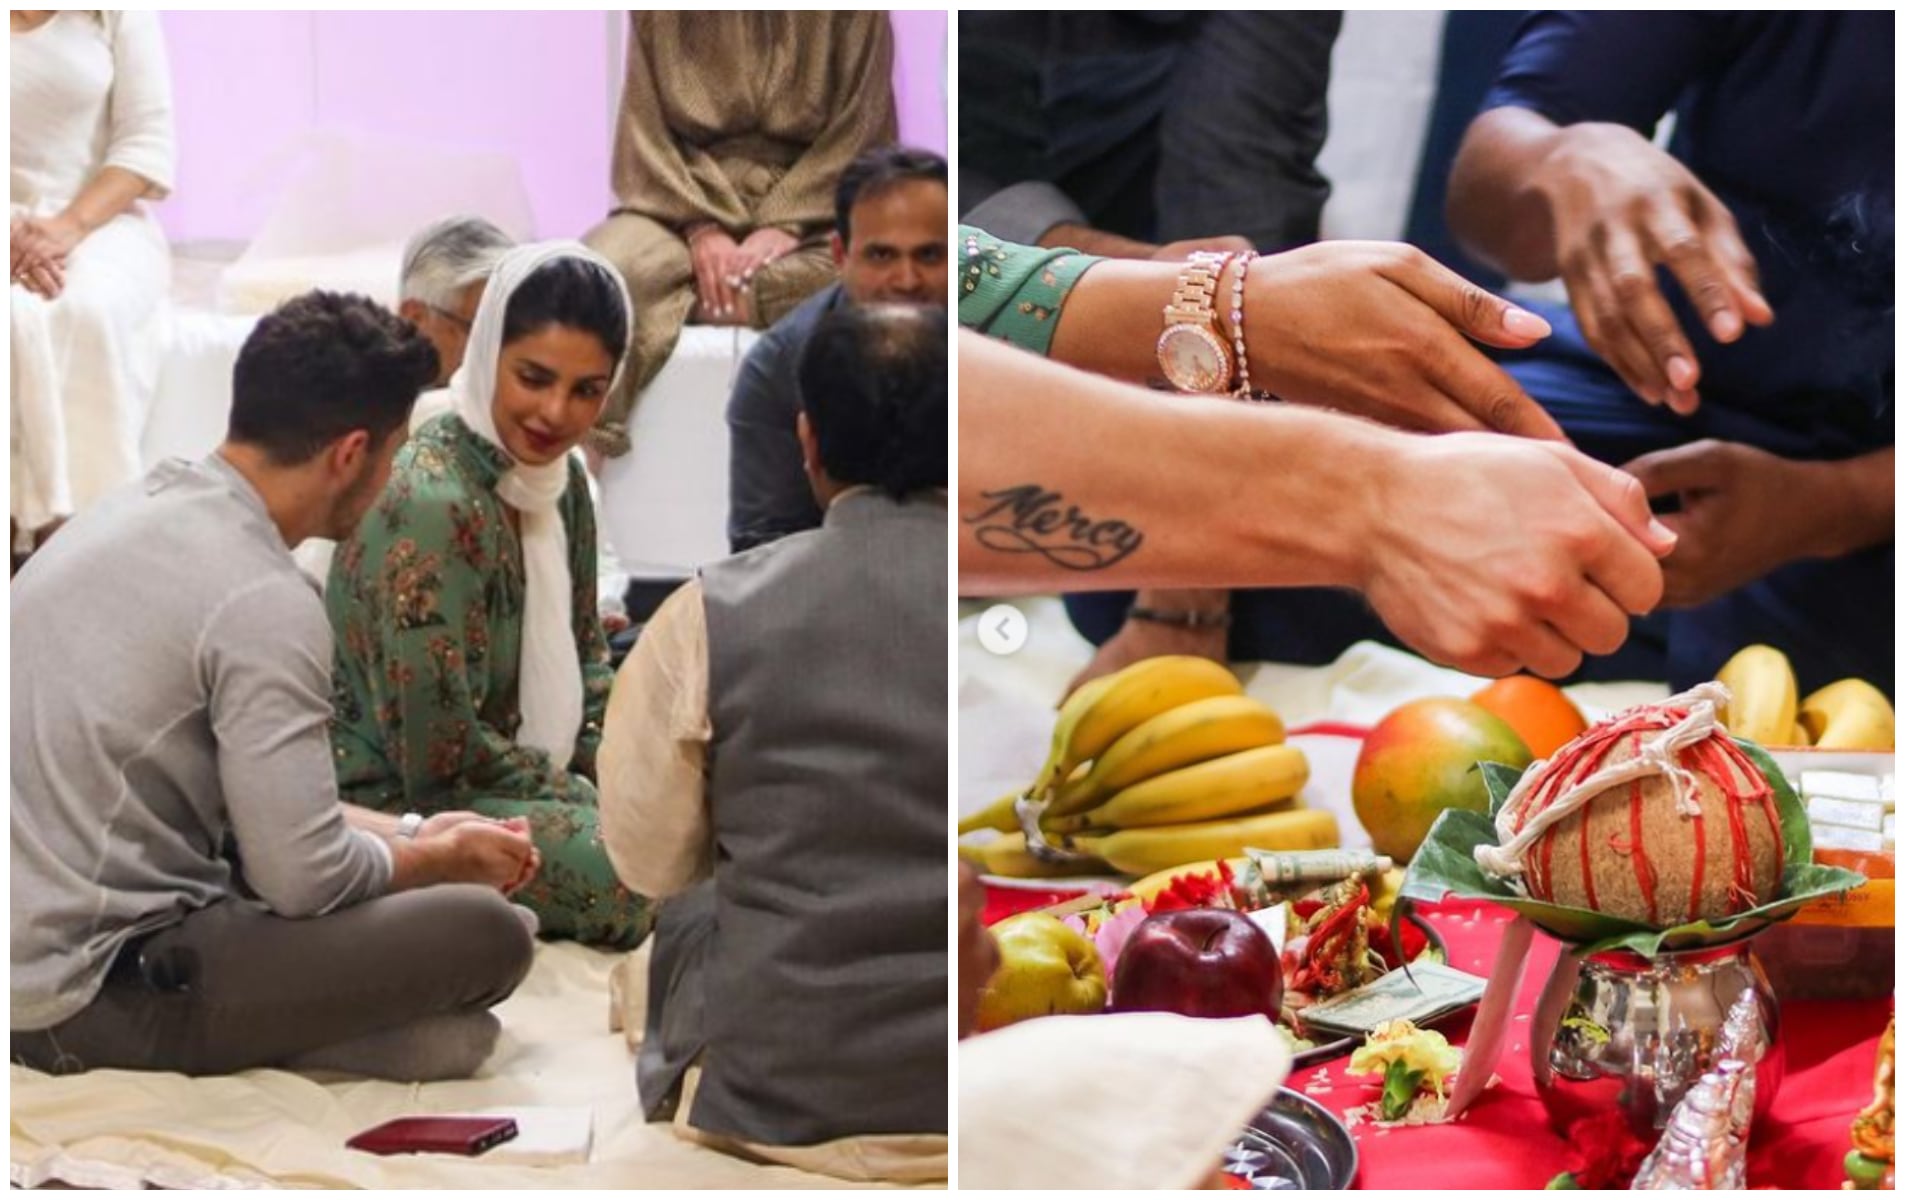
[[1474, 682, 1784, 929]]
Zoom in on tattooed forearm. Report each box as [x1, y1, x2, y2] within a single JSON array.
[[962, 483, 1144, 571]]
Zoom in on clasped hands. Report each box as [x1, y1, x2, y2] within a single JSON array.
[[418, 811, 541, 895], [10, 211, 83, 299], [687, 223, 800, 326]]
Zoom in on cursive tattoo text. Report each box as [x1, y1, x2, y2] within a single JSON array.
[[963, 483, 1144, 572]]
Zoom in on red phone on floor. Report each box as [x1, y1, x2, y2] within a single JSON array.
[[346, 1115, 519, 1157]]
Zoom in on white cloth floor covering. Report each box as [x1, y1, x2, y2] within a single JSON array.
[[9, 942, 898, 1189]]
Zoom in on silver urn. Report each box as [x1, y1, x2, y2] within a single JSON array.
[[1529, 938, 1783, 1143]]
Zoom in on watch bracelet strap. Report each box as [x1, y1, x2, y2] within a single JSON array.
[[1127, 604, 1234, 630], [1165, 252, 1229, 326]]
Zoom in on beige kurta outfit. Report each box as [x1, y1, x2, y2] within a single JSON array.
[[582, 11, 896, 457], [10, 11, 175, 543]]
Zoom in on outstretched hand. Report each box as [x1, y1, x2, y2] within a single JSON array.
[[1362, 433, 1676, 679], [1533, 122, 1773, 415], [1248, 241, 1567, 440]]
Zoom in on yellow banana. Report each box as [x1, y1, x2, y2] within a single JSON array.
[[1049, 743, 1309, 833], [1798, 677, 1895, 750], [1071, 808, 1340, 877], [1023, 671, 1120, 802], [958, 834, 1112, 879], [1716, 645, 1798, 745], [961, 762, 1097, 837], [1033, 656, 1245, 809], [958, 792, 1022, 837], [1060, 694, 1285, 812]]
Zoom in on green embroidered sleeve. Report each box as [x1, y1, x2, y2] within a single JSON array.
[[956, 223, 1103, 357], [328, 437, 599, 812]]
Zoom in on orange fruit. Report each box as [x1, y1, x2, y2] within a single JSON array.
[[1470, 676, 1588, 759]]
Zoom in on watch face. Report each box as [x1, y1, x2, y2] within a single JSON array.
[[1157, 325, 1232, 393]]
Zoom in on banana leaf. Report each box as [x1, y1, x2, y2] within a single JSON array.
[[1400, 739, 1865, 957]]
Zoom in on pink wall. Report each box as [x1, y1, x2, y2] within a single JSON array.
[[156, 10, 947, 244]]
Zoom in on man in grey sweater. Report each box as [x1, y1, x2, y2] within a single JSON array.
[[12, 292, 539, 1081]]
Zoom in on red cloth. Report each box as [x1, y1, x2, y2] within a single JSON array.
[[1286, 897, 1888, 1189], [973, 717, 1885, 1187]]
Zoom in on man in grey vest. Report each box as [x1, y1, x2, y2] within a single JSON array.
[[599, 304, 947, 1181]]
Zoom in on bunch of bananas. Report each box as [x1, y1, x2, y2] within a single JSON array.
[[958, 656, 1338, 878], [1716, 644, 1894, 750]]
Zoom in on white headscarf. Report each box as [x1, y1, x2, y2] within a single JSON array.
[[446, 240, 633, 766]]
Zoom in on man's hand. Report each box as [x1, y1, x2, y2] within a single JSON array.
[[1533, 122, 1773, 414], [1362, 433, 1676, 678], [1624, 439, 1826, 609], [435, 819, 539, 894], [958, 863, 999, 1039], [1249, 241, 1568, 440], [418, 810, 505, 839], [687, 225, 744, 323], [1152, 235, 1255, 262], [1063, 592, 1228, 701]]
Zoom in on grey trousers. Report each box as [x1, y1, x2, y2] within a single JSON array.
[[11, 884, 533, 1077]]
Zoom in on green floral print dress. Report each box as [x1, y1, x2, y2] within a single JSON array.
[[327, 413, 654, 950]]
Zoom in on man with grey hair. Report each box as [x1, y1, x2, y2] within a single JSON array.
[[290, 216, 512, 586], [396, 214, 514, 386]]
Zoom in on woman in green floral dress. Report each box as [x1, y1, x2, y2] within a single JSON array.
[[327, 242, 653, 949]]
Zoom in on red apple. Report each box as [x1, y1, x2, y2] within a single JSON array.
[[1109, 908, 1283, 1020]]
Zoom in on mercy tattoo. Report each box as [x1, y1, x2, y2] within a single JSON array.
[[963, 484, 1144, 571]]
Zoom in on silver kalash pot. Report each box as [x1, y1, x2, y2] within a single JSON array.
[[1529, 937, 1783, 1142]]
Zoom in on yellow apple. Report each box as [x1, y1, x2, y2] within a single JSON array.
[[974, 912, 1108, 1032]]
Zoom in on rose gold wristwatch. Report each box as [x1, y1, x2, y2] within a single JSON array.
[[1155, 252, 1238, 393]]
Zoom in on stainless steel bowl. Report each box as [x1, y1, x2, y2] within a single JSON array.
[[1225, 1088, 1359, 1189]]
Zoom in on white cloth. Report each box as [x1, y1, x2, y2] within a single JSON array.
[[9, 943, 867, 1189], [960, 1012, 1293, 1189], [447, 242, 633, 764], [10, 11, 175, 537]]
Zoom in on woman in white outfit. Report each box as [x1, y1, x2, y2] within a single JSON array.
[[10, 10, 175, 552]]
